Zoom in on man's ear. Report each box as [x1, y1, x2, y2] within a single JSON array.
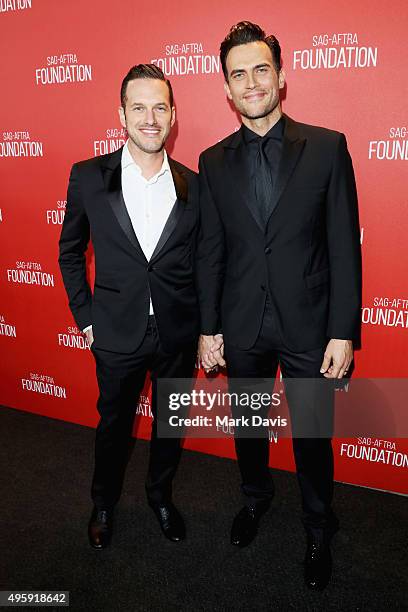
[[224, 80, 232, 100], [278, 69, 286, 90], [118, 106, 126, 129], [170, 106, 176, 128]]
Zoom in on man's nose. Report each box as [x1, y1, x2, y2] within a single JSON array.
[[145, 109, 155, 124], [246, 72, 258, 89]]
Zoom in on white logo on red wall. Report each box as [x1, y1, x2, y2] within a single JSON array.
[[362, 297, 408, 328], [35, 53, 92, 86], [0, 0, 32, 12], [136, 394, 153, 418], [293, 33, 378, 70], [7, 261, 55, 287], [0, 131, 43, 157], [152, 42, 220, 76], [93, 128, 126, 157], [46, 200, 66, 225], [340, 438, 408, 468], [0, 314, 17, 338], [215, 421, 279, 444], [58, 326, 90, 350], [368, 127, 408, 161], [21, 373, 67, 399]]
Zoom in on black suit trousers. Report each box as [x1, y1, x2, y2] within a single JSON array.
[[224, 298, 336, 531], [91, 316, 197, 509]]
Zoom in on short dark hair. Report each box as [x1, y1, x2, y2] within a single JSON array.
[[220, 21, 282, 80], [120, 64, 174, 108]]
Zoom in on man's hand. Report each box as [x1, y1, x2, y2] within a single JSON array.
[[198, 334, 226, 372], [320, 339, 353, 378], [84, 327, 94, 347]]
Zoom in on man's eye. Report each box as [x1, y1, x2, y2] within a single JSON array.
[[233, 73, 244, 79], [133, 106, 143, 111], [156, 106, 167, 112]]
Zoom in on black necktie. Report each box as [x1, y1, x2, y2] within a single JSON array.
[[254, 138, 273, 228]]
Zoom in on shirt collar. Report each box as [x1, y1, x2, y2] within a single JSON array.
[[121, 139, 171, 182], [242, 115, 285, 145]]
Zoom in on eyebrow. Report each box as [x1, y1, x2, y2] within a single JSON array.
[[230, 62, 271, 76], [129, 102, 169, 108]]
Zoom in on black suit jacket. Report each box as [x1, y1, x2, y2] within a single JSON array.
[[196, 115, 362, 352], [59, 147, 199, 354]]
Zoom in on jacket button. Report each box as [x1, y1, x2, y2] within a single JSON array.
[[265, 247, 271, 254]]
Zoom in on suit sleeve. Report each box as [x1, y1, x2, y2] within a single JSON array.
[[326, 134, 362, 343], [58, 164, 92, 331], [195, 154, 226, 335]]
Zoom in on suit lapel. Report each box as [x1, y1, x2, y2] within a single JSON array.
[[267, 115, 306, 223], [101, 148, 147, 262], [223, 129, 265, 232], [150, 157, 188, 261]]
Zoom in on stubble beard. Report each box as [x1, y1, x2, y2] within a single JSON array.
[[129, 132, 166, 155], [239, 96, 280, 121]]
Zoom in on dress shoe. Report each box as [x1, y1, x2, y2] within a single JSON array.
[[304, 532, 332, 591], [150, 503, 185, 542], [88, 507, 113, 550], [230, 501, 270, 547]]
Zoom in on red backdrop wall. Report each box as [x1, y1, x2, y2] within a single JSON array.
[[1, 0, 407, 494]]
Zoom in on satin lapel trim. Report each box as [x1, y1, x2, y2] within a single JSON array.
[[150, 198, 184, 261], [150, 159, 188, 261], [169, 157, 188, 201], [225, 145, 264, 233], [102, 159, 147, 262]]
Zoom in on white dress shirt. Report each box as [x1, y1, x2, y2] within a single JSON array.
[[84, 141, 177, 332], [121, 140, 177, 314]]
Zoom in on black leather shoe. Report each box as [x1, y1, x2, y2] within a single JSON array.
[[88, 507, 113, 550], [304, 532, 332, 591], [150, 503, 185, 542], [231, 502, 270, 548]]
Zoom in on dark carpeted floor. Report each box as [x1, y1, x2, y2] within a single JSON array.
[[0, 405, 406, 611]]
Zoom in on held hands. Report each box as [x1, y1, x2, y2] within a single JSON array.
[[199, 334, 226, 373], [320, 339, 353, 378]]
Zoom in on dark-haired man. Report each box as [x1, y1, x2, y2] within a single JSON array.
[[197, 22, 361, 590], [59, 64, 199, 548]]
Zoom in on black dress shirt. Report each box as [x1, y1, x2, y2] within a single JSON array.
[[242, 115, 285, 227]]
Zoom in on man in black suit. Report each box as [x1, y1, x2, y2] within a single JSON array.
[[59, 64, 199, 549], [197, 22, 361, 590]]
